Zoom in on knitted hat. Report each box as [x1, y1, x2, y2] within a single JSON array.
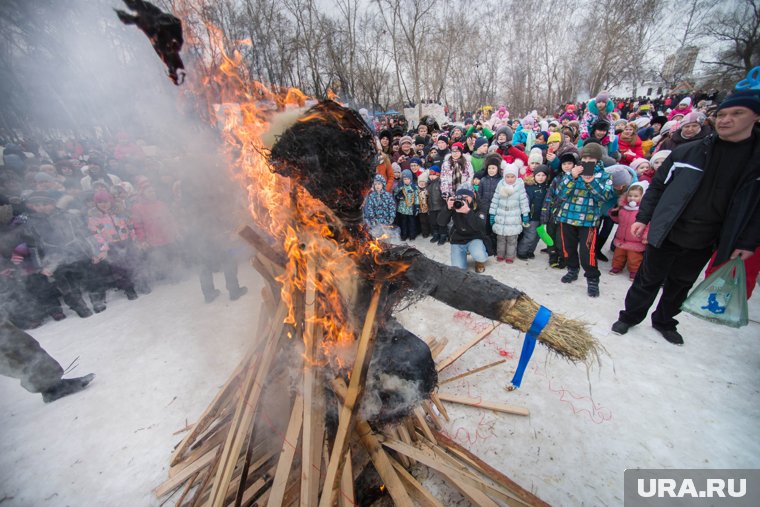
[[717, 89, 760, 114], [417, 171, 429, 184], [681, 112, 704, 126], [580, 141, 604, 160], [474, 137, 489, 150], [595, 91, 610, 103], [521, 116, 535, 127], [628, 180, 649, 194], [428, 165, 441, 175], [414, 135, 426, 145], [606, 165, 633, 187], [566, 104, 576, 112], [399, 136, 413, 146], [503, 163, 519, 177], [25, 191, 57, 204], [484, 154, 503, 171], [629, 158, 650, 172], [94, 190, 114, 203], [547, 132, 561, 144], [401, 169, 413, 181], [409, 157, 423, 166], [592, 118, 611, 132], [678, 97, 692, 107], [651, 115, 667, 127], [559, 152, 580, 165], [379, 129, 392, 141], [660, 121, 676, 136], [373, 173, 387, 186], [437, 134, 449, 144], [527, 147, 543, 165], [455, 187, 475, 199], [533, 164, 550, 177], [649, 150, 671, 166], [450, 142, 464, 151], [634, 116, 651, 129]]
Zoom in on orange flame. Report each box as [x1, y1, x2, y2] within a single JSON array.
[[181, 15, 405, 370]]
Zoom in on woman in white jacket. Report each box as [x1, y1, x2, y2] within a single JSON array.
[[488, 164, 529, 263]]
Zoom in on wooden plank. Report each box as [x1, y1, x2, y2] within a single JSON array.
[[301, 260, 325, 507], [439, 359, 507, 386], [436, 393, 529, 416], [382, 439, 499, 507], [423, 401, 443, 430], [395, 424, 416, 466], [238, 466, 276, 506], [267, 393, 304, 507], [430, 392, 449, 422], [209, 303, 288, 507], [390, 459, 444, 507], [384, 426, 410, 468], [331, 378, 413, 507], [155, 445, 219, 497], [429, 337, 449, 360], [338, 449, 355, 507], [436, 323, 500, 372], [413, 406, 437, 444], [318, 283, 383, 507], [434, 431, 551, 507], [170, 423, 228, 479]]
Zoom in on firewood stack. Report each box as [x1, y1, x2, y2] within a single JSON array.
[[154, 101, 596, 506]]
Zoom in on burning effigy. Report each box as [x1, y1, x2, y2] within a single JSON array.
[[151, 97, 599, 506], [142, 3, 599, 502]]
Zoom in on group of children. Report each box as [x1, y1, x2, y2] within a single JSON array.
[[360, 92, 698, 298]]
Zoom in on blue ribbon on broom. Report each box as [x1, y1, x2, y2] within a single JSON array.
[[510, 305, 552, 388]]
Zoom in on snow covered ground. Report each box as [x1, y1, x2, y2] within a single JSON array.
[[1, 238, 758, 506]]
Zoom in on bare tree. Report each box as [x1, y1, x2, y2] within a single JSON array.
[[702, 0, 760, 77]]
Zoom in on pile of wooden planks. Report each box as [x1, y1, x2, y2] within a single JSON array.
[[153, 228, 547, 506]]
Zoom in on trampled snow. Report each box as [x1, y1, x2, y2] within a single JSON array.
[[0, 238, 758, 506]]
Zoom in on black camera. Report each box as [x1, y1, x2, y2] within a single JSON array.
[[453, 196, 466, 209]]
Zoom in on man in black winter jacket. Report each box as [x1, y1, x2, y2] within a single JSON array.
[[612, 89, 760, 344], [437, 187, 489, 273]]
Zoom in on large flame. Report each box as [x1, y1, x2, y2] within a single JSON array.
[[183, 17, 398, 369]]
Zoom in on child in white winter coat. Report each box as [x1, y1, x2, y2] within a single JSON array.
[[489, 164, 529, 263]]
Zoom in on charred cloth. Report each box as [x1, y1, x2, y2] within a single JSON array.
[[269, 101, 377, 228], [115, 0, 185, 85]]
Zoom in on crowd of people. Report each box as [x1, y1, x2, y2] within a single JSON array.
[[362, 88, 760, 344], [0, 134, 249, 333]]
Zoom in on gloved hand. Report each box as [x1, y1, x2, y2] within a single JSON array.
[[489, 214, 495, 225], [522, 214, 530, 228]]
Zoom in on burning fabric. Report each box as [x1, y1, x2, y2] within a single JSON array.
[[115, 0, 185, 85]]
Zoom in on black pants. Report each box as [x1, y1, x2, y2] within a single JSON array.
[[0, 321, 63, 393], [398, 213, 417, 239], [597, 215, 614, 251], [199, 250, 240, 298], [619, 238, 713, 330], [418, 212, 431, 237], [428, 210, 448, 237], [559, 223, 599, 279]]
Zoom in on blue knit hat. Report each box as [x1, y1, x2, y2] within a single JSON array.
[[401, 169, 413, 181], [409, 157, 423, 165], [717, 89, 760, 114], [428, 165, 441, 175], [474, 137, 489, 150]]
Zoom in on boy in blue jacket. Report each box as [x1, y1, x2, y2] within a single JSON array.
[[555, 143, 614, 297]]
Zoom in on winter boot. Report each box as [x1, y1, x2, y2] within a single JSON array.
[[64, 295, 93, 318], [50, 308, 67, 321], [90, 292, 107, 313], [430, 234, 439, 243], [653, 325, 684, 345], [229, 286, 248, 301], [124, 287, 138, 300], [561, 267, 579, 283], [437, 235, 447, 245], [587, 277, 600, 298], [204, 288, 221, 304], [42, 373, 96, 403], [549, 251, 560, 268]]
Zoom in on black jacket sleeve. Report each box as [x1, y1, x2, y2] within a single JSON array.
[[636, 152, 673, 225]]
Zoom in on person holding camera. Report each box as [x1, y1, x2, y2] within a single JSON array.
[[437, 187, 489, 273], [554, 142, 614, 297]]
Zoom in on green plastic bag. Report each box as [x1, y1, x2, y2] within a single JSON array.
[[682, 257, 748, 328]]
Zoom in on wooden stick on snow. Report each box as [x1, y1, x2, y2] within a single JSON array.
[[436, 393, 529, 417], [436, 323, 501, 372]]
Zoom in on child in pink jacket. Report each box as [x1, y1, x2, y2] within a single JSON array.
[[609, 181, 649, 280]]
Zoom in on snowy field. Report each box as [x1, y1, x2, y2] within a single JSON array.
[[1, 237, 758, 506]]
